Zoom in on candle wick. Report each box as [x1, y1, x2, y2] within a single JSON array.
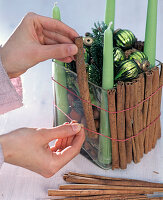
[[108, 22, 113, 29], [54, 2, 58, 6]]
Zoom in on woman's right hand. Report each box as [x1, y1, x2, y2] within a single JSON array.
[[0, 122, 85, 177]]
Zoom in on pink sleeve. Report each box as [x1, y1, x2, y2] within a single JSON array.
[[0, 58, 23, 115]]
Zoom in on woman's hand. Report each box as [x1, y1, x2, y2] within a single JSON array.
[[0, 122, 85, 177], [0, 12, 79, 78]]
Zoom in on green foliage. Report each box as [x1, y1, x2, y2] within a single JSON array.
[[91, 22, 108, 39], [88, 64, 102, 86], [90, 22, 107, 71]]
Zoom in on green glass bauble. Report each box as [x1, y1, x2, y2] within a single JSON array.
[[128, 51, 148, 63], [113, 47, 126, 72], [113, 47, 125, 64], [115, 60, 141, 82], [128, 51, 150, 71], [114, 29, 137, 50]]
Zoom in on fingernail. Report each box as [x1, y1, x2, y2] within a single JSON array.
[[80, 123, 84, 128], [71, 123, 81, 133], [68, 44, 78, 55], [71, 120, 78, 124]]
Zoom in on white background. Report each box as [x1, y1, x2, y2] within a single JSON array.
[[0, 0, 163, 199]]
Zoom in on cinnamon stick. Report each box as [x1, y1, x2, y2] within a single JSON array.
[[150, 67, 159, 149], [108, 89, 119, 169], [67, 172, 157, 183], [50, 194, 148, 200], [143, 71, 153, 154], [132, 80, 140, 163], [63, 174, 163, 188], [117, 82, 127, 169], [137, 74, 145, 158], [48, 189, 148, 196], [151, 67, 160, 148], [129, 82, 137, 162], [125, 82, 133, 163], [59, 184, 163, 192], [158, 63, 163, 138], [75, 37, 96, 139]]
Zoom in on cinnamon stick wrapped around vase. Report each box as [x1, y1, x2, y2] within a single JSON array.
[[108, 89, 119, 169], [143, 71, 153, 154], [125, 82, 133, 164], [151, 67, 160, 148], [117, 81, 127, 169], [158, 63, 163, 138]]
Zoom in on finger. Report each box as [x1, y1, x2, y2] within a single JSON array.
[[60, 137, 68, 150], [65, 121, 78, 146], [51, 139, 62, 152], [42, 30, 73, 44], [53, 129, 85, 167], [38, 44, 78, 61], [43, 37, 58, 45], [66, 135, 75, 147], [39, 123, 82, 143], [57, 57, 73, 63], [37, 15, 79, 40]]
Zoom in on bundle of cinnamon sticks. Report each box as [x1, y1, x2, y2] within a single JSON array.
[[108, 63, 163, 170], [48, 172, 163, 199], [73, 37, 163, 170]]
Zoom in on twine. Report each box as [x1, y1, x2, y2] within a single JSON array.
[[52, 77, 163, 114], [52, 77, 162, 142]]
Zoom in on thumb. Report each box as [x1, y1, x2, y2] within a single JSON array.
[[39, 44, 78, 61], [40, 123, 82, 143]]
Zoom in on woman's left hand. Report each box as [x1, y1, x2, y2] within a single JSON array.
[[0, 12, 79, 78]]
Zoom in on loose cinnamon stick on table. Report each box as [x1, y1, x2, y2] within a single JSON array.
[[50, 194, 148, 200], [67, 171, 160, 183], [67, 171, 124, 181], [158, 63, 163, 138], [125, 82, 133, 164], [116, 81, 127, 169], [48, 189, 148, 197], [108, 89, 119, 169], [132, 80, 141, 163], [143, 71, 153, 154], [63, 174, 163, 188], [75, 37, 97, 139], [137, 74, 145, 158], [150, 67, 160, 149], [59, 184, 163, 192]]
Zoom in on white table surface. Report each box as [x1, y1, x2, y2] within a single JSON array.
[[0, 0, 163, 199]]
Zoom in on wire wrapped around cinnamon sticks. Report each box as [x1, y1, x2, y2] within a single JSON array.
[[75, 37, 97, 139]]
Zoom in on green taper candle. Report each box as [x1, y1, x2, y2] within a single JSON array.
[[53, 2, 61, 20], [144, 0, 158, 67], [105, 0, 115, 30], [98, 22, 114, 166], [52, 2, 69, 125]]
